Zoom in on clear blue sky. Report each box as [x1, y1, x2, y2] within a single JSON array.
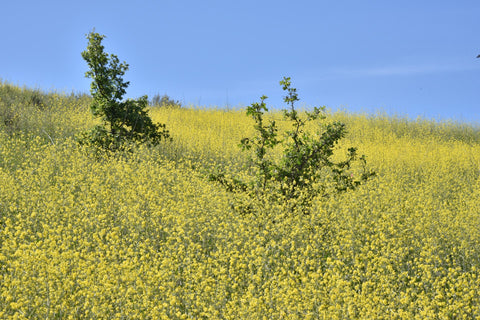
[[2, 0, 480, 122]]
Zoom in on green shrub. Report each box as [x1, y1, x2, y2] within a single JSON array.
[[79, 31, 171, 151], [210, 77, 375, 215], [150, 94, 182, 108]]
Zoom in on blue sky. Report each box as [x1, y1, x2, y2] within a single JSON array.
[[2, 0, 480, 122]]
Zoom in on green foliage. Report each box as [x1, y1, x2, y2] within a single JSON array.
[[79, 32, 171, 151], [210, 77, 375, 214], [150, 94, 182, 108]]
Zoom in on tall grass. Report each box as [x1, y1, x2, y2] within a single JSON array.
[[0, 81, 93, 143], [1, 84, 480, 318]]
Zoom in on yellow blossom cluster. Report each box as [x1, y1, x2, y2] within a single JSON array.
[[1, 87, 480, 318]]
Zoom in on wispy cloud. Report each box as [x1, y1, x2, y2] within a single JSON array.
[[325, 62, 480, 79]]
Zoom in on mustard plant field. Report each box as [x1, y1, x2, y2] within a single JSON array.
[[1, 83, 480, 319]]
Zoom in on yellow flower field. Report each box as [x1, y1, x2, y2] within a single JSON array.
[[1, 83, 480, 318]]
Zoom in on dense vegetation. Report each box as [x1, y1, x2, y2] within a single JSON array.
[[79, 32, 170, 151], [210, 77, 375, 216], [1, 81, 480, 318]]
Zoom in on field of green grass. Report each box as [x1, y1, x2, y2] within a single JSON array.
[[1, 82, 480, 319]]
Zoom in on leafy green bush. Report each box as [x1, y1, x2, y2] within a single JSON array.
[[79, 31, 171, 151], [210, 77, 375, 214], [150, 94, 182, 108]]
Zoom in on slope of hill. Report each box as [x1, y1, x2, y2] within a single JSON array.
[[1, 83, 480, 318]]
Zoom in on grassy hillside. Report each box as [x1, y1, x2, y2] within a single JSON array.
[[1, 82, 480, 318]]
